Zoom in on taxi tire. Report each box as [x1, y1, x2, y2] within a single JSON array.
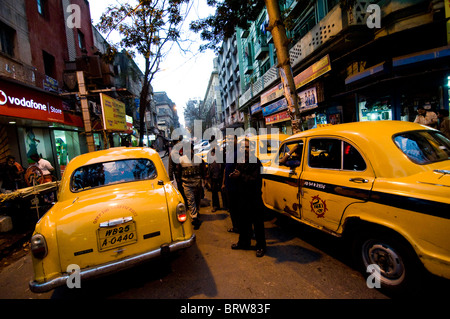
[[352, 229, 423, 296]]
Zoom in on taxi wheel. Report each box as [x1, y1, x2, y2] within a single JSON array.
[[353, 231, 422, 295]]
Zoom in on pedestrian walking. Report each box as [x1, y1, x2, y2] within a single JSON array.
[[168, 137, 186, 202], [179, 142, 206, 229], [207, 147, 223, 212], [222, 135, 239, 233], [230, 138, 266, 257]]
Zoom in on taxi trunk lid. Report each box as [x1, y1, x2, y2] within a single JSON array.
[[55, 182, 172, 271], [416, 165, 450, 188]]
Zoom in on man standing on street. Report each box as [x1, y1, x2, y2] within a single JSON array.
[[179, 141, 206, 229], [230, 138, 266, 257]]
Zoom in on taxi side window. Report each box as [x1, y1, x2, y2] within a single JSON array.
[[343, 142, 367, 171], [309, 139, 341, 169], [279, 142, 303, 167], [308, 139, 366, 171]]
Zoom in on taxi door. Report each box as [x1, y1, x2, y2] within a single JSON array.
[[262, 139, 304, 219], [300, 137, 375, 232]]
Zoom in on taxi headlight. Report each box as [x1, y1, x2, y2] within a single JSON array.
[[31, 234, 48, 259], [176, 202, 187, 223]]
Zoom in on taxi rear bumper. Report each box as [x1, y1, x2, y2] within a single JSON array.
[[29, 234, 196, 293]]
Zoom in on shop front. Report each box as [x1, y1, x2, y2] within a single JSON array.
[[0, 78, 84, 185]]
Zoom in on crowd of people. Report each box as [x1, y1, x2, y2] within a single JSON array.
[[168, 135, 267, 258]]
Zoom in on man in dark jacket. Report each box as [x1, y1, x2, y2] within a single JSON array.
[[230, 138, 266, 257]]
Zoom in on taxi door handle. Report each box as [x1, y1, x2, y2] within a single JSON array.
[[349, 177, 369, 183]]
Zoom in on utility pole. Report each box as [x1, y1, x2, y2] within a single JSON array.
[[76, 71, 96, 152], [264, 0, 302, 133]]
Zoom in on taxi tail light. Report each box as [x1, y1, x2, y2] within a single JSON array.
[[31, 234, 48, 259], [176, 203, 187, 223]]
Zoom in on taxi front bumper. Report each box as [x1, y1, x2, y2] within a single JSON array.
[[29, 234, 196, 293]]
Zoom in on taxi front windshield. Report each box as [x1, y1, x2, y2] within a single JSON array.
[[393, 131, 450, 164], [71, 158, 157, 192]]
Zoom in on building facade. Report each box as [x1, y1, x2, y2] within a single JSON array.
[[210, 0, 450, 135]]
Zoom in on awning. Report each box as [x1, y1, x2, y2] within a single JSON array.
[[393, 45, 450, 68]]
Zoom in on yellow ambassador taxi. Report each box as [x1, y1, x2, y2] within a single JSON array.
[[29, 147, 195, 293], [262, 121, 450, 293]]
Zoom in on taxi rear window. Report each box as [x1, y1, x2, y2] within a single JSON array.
[[71, 158, 157, 192], [393, 131, 450, 164]]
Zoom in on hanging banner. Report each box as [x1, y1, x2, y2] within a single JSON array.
[[100, 93, 127, 131], [294, 55, 331, 90], [298, 87, 318, 112]]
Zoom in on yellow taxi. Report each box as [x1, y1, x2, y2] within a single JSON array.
[[262, 121, 450, 293], [29, 147, 195, 293], [247, 133, 289, 164]]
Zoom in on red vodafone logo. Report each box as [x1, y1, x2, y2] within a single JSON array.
[[0, 90, 6, 105]]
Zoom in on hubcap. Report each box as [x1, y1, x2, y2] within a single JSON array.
[[362, 240, 405, 284]]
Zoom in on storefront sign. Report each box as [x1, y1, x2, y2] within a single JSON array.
[[126, 115, 133, 134], [100, 93, 127, 131], [250, 101, 262, 114], [265, 110, 291, 125], [260, 83, 284, 106], [294, 55, 331, 90], [446, 0, 450, 44], [0, 79, 65, 123], [262, 98, 288, 117]]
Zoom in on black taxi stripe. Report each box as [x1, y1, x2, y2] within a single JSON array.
[[263, 175, 450, 219], [262, 173, 297, 185]]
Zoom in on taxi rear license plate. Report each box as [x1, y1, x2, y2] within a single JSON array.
[[97, 221, 137, 251]]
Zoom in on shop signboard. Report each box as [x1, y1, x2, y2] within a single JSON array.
[[100, 93, 127, 131], [260, 82, 284, 106], [0, 79, 65, 123], [262, 98, 288, 117], [294, 55, 331, 90], [250, 101, 262, 114], [265, 110, 291, 125]]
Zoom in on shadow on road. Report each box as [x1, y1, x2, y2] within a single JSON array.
[[50, 242, 217, 299]]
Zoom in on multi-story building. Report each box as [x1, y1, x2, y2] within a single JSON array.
[[201, 58, 222, 131], [217, 35, 245, 132], [226, 0, 449, 134], [0, 0, 147, 182], [154, 91, 178, 138], [0, 0, 94, 180]]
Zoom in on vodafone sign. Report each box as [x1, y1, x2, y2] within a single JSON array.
[[0, 79, 65, 123]]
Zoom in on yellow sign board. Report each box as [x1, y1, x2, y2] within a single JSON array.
[[100, 93, 127, 131]]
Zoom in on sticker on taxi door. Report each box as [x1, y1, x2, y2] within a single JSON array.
[[310, 195, 327, 218]]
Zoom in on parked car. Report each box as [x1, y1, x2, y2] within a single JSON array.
[[29, 147, 195, 293], [262, 121, 450, 294]]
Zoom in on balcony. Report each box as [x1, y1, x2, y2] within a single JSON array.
[[254, 39, 269, 60]]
